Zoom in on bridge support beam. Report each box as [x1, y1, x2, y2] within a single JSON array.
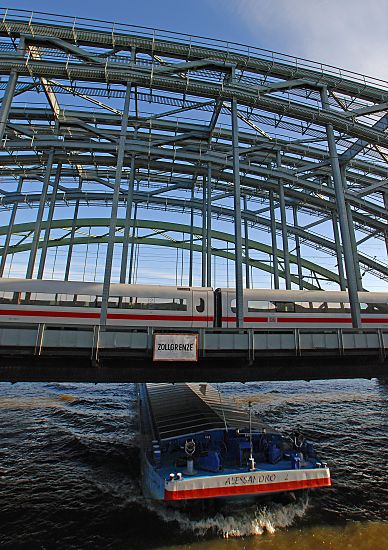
[[341, 166, 363, 291], [201, 174, 207, 287], [100, 82, 131, 326], [37, 163, 62, 279], [64, 183, 81, 282], [0, 177, 23, 277], [231, 96, 244, 327], [384, 192, 388, 257], [331, 211, 346, 291], [128, 186, 138, 285], [0, 37, 25, 144], [120, 151, 135, 283], [327, 176, 346, 291], [206, 164, 212, 287], [244, 195, 250, 289], [321, 86, 361, 328], [293, 205, 303, 290], [26, 149, 55, 279], [189, 177, 195, 286], [269, 190, 280, 289], [277, 152, 291, 289]]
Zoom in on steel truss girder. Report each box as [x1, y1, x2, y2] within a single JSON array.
[[0, 218, 340, 288], [4, 106, 388, 180], [0, 190, 386, 281], [1, 151, 386, 232], [0, 54, 386, 148], [0, 16, 386, 105]]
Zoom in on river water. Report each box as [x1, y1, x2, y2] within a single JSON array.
[[0, 378, 387, 549]]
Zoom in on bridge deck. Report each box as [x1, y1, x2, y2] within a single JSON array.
[[0, 323, 386, 382]]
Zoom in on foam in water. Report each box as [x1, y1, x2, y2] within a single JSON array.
[[143, 494, 309, 538]]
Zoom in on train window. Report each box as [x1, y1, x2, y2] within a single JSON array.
[[108, 297, 119, 308], [30, 292, 56, 305], [120, 296, 148, 309], [95, 296, 119, 308], [121, 296, 187, 311], [273, 302, 295, 313], [19, 292, 28, 304], [74, 295, 96, 307], [248, 301, 275, 312], [0, 291, 14, 304], [361, 302, 388, 313], [152, 298, 187, 311], [295, 301, 316, 311], [56, 294, 75, 306], [326, 302, 350, 312], [121, 296, 135, 309], [196, 298, 205, 313], [296, 302, 332, 311]]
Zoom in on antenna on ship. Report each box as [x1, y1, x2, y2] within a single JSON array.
[[217, 385, 228, 431], [248, 401, 255, 471]]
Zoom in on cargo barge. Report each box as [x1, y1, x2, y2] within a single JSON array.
[[138, 383, 331, 501]]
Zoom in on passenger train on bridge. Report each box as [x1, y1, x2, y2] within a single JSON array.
[[0, 278, 387, 328]]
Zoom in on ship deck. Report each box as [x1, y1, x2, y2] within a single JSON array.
[[156, 458, 319, 479], [145, 382, 274, 442]]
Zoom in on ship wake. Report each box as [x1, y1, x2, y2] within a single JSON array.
[[144, 494, 309, 538]]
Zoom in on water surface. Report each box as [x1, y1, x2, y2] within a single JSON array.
[[0, 378, 387, 549]]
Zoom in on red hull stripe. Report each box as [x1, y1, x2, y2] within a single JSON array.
[[222, 316, 388, 324], [164, 476, 331, 501], [0, 309, 213, 322]]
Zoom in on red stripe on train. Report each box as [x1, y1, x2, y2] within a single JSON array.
[[164, 476, 332, 501], [221, 316, 388, 323], [0, 309, 214, 322]]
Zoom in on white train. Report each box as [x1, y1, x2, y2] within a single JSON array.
[[0, 278, 387, 329]]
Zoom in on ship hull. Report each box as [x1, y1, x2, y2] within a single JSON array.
[[138, 383, 332, 502]]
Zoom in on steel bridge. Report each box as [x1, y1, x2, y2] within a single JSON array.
[[0, 9, 387, 381]]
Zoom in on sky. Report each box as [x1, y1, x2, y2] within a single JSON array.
[[8, 0, 388, 81]]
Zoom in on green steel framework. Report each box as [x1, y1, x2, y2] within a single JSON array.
[[0, 8, 387, 328]]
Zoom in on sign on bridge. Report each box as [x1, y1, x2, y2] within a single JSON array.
[[153, 334, 198, 362]]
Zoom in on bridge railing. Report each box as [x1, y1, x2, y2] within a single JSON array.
[[1, 8, 388, 93]]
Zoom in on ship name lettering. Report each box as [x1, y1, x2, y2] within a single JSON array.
[[257, 473, 276, 483], [225, 475, 256, 486]]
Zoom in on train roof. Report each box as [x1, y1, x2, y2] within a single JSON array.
[[0, 278, 212, 295], [0, 279, 386, 302]]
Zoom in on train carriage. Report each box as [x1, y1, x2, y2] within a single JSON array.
[[217, 288, 388, 329], [0, 279, 214, 328], [0, 279, 387, 330]]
